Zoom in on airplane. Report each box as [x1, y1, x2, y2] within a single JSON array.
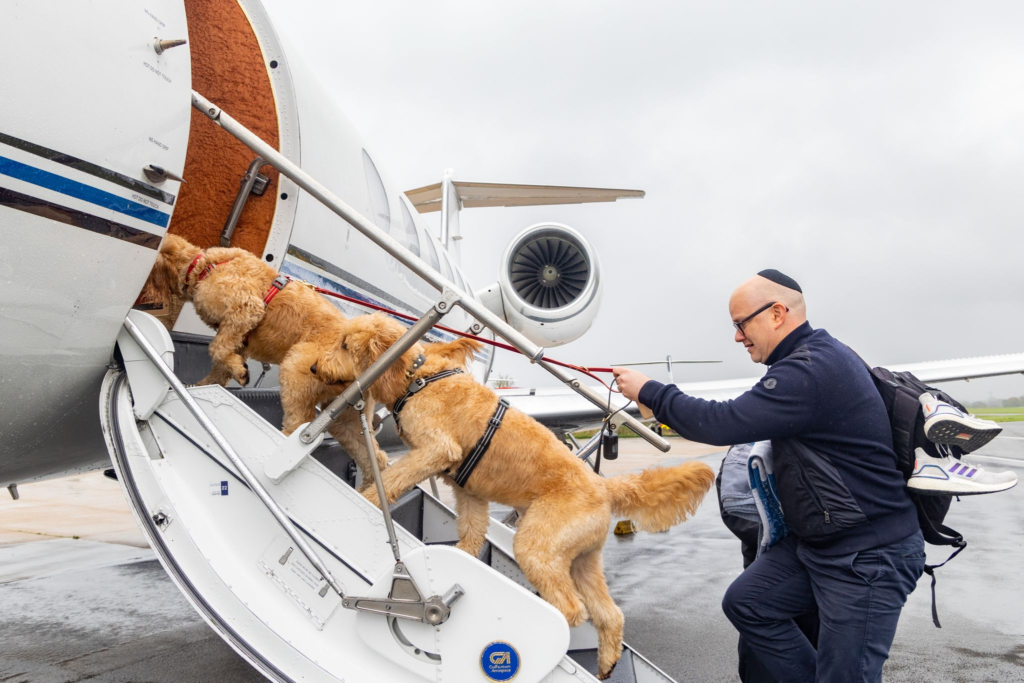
[[3, 1, 1024, 682]]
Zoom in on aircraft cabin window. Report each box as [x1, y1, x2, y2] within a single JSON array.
[[399, 199, 421, 257], [422, 230, 441, 272], [441, 251, 454, 282], [361, 150, 391, 231]]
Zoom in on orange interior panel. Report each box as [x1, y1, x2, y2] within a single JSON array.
[[168, 0, 280, 255]]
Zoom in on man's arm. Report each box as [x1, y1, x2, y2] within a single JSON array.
[[626, 359, 819, 446]]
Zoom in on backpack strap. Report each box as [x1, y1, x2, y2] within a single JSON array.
[[914, 496, 967, 628], [890, 388, 921, 476]]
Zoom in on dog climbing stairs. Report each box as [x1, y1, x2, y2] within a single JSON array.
[[101, 311, 678, 683]]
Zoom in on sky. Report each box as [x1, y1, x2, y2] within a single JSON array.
[[261, 1, 1024, 402]]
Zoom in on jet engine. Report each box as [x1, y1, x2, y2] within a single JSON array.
[[477, 223, 602, 347]]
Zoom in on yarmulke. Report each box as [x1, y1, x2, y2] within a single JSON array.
[[757, 269, 802, 293]]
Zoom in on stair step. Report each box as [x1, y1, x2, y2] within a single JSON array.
[[568, 648, 637, 683]]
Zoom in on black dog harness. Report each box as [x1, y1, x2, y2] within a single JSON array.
[[450, 398, 510, 488], [391, 358, 462, 434], [390, 357, 511, 488]]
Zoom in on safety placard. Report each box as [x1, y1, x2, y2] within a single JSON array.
[[258, 535, 342, 630]]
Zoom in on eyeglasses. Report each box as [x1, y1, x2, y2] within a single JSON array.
[[733, 302, 788, 335]]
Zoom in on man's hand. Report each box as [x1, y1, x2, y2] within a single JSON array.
[[612, 367, 653, 403]]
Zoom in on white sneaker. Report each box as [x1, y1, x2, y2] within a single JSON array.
[[919, 393, 1002, 453], [907, 448, 1017, 496]]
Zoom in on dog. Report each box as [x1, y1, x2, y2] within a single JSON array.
[[138, 234, 387, 480], [309, 312, 717, 679]]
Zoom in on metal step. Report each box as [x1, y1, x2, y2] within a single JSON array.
[[569, 648, 637, 683]]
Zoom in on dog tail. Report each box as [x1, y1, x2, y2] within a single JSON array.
[[427, 338, 483, 367], [603, 461, 716, 533]]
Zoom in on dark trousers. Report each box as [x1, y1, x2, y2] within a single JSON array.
[[722, 531, 925, 683], [738, 612, 819, 683]]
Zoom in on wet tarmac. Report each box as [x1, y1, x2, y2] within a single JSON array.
[[1, 427, 1022, 682]]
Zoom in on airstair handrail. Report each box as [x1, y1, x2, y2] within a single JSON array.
[[121, 316, 346, 600], [190, 91, 671, 453]]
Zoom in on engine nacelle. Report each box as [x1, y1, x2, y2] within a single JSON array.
[[478, 223, 602, 347]]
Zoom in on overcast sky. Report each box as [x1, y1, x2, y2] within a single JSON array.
[[262, 1, 1024, 401]]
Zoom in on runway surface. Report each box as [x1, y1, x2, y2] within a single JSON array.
[[1, 426, 1022, 682]]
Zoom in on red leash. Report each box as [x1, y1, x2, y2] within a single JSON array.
[[292, 277, 619, 392]]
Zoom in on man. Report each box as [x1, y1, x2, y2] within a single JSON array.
[[614, 269, 925, 683]]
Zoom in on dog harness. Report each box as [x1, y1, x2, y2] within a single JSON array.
[[184, 254, 289, 309], [262, 276, 290, 306], [184, 253, 229, 292], [392, 365, 463, 434], [390, 358, 510, 488], [450, 398, 510, 488]]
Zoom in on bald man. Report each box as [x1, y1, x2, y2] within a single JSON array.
[[614, 270, 924, 683]]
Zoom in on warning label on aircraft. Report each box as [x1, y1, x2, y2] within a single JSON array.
[[481, 641, 520, 681], [258, 535, 342, 630]]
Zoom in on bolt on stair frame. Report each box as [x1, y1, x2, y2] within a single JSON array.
[[121, 316, 346, 600], [190, 90, 671, 454]]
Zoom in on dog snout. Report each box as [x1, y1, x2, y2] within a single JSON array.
[[310, 362, 318, 375]]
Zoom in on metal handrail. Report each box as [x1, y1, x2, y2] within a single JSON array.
[[190, 91, 670, 453], [122, 317, 346, 599]]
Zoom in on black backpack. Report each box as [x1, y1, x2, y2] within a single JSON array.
[[866, 366, 968, 627]]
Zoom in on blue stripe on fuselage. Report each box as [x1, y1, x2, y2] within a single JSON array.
[[0, 155, 170, 228]]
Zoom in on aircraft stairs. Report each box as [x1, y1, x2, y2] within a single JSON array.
[[100, 90, 680, 683], [102, 312, 677, 683]]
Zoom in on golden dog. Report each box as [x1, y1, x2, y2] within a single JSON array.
[[139, 234, 387, 479], [310, 312, 717, 679]]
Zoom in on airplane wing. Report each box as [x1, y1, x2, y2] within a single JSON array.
[[503, 352, 1024, 433], [404, 181, 644, 213]]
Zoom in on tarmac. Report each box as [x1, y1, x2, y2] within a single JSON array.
[[1, 427, 1022, 682]]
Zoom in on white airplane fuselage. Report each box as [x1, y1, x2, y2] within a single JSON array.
[[0, 0, 490, 488]]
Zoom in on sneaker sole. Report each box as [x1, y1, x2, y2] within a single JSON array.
[[907, 476, 1018, 496], [923, 415, 1002, 452]]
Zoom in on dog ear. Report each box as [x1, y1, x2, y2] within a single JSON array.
[[365, 314, 406, 359], [427, 338, 482, 367]]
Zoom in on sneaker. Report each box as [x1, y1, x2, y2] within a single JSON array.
[[907, 448, 1017, 496], [919, 393, 1002, 453]]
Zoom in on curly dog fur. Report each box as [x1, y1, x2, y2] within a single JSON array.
[[311, 312, 717, 679], [139, 234, 387, 481]]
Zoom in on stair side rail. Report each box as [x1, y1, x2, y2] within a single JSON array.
[[190, 91, 670, 453], [121, 316, 346, 600]]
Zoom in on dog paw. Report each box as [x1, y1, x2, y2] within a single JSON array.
[[361, 488, 382, 509], [563, 605, 588, 628], [597, 657, 620, 681]]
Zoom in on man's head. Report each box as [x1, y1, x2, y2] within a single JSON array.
[[729, 270, 807, 364]]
